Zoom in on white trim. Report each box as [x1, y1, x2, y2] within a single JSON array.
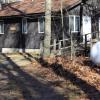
[[0, 33, 4, 34], [99, 17, 100, 38], [74, 16, 75, 32], [83, 16, 91, 42], [22, 18, 28, 34], [0, 20, 4, 34], [38, 18, 44, 33], [2, 48, 40, 53]]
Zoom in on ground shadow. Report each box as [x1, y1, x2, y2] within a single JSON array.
[[83, 59, 100, 74], [35, 57, 100, 100], [0, 54, 65, 100], [19, 52, 33, 62]]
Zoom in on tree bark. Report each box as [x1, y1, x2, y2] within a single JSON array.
[[43, 0, 52, 57]]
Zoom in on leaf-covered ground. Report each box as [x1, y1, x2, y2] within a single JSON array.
[[0, 53, 100, 100], [26, 56, 100, 100]]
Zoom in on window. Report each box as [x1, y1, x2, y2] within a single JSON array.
[[22, 18, 27, 34], [69, 15, 80, 32], [38, 18, 44, 33], [0, 21, 4, 34]]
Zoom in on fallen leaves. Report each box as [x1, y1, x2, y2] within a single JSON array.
[[63, 57, 100, 91], [24, 56, 100, 99], [29, 56, 100, 90]]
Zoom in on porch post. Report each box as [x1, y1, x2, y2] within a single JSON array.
[[61, 0, 65, 47], [80, 2, 83, 37]]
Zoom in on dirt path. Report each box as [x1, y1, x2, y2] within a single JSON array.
[[0, 54, 64, 100]]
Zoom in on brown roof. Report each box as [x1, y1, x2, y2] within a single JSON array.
[[0, 0, 81, 17]]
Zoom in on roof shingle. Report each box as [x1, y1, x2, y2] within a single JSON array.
[[0, 0, 80, 17]]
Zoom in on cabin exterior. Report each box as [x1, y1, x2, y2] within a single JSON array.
[[0, 0, 99, 53]]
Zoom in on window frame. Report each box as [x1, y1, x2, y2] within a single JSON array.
[[0, 20, 4, 34], [38, 17, 45, 33], [22, 18, 28, 34], [99, 17, 100, 32], [69, 15, 80, 33], [2, 0, 23, 4]]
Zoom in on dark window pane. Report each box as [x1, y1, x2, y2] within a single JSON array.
[[69, 16, 74, 32], [75, 16, 80, 32], [39, 18, 44, 33], [0, 21, 4, 33], [22, 18, 27, 34]]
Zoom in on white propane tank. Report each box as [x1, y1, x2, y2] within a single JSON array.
[[90, 41, 100, 64]]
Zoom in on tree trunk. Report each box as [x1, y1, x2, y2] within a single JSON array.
[[43, 0, 52, 57]]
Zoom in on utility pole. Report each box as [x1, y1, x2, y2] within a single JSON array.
[[43, 0, 52, 57]]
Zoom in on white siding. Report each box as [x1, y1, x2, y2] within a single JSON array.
[[83, 16, 91, 41]]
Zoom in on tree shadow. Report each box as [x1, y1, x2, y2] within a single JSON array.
[[35, 57, 100, 100], [19, 52, 33, 62], [0, 54, 65, 100], [83, 59, 100, 75]]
